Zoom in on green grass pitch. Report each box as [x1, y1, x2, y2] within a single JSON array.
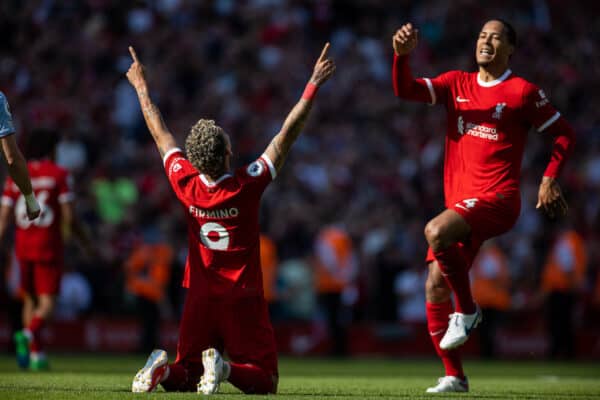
[[1, 354, 599, 399]]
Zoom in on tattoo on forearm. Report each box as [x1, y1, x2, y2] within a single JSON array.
[[143, 103, 159, 118], [137, 90, 159, 118], [269, 100, 312, 170], [135, 88, 175, 157]]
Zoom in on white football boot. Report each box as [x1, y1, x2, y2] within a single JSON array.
[[426, 376, 469, 393], [132, 349, 169, 393], [198, 348, 228, 395], [439, 306, 482, 350]]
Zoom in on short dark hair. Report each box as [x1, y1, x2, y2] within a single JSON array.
[[25, 128, 59, 159], [496, 18, 517, 47], [185, 119, 227, 179]]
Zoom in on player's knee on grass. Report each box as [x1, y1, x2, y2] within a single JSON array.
[[426, 262, 451, 303], [160, 362, 202, 392], [244, 373, 277, 394]]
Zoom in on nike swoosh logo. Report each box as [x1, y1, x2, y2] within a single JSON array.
[[464, 311, 482, 335], [456, 96, 470, 102], [429, 329, 445, 336], [455, 203, 468, 211]]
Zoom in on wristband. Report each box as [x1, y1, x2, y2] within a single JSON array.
[[24, 193, 40, 212], [301, 82, 319, 100]]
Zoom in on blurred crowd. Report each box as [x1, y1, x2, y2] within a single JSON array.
[[1, 0, 599, 354]]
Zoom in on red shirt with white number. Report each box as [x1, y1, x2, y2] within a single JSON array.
[[163, 148, 276, 298], [2, 159, 73, 262]]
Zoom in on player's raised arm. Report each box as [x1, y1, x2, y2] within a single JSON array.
[[391, 24, 435, 103], [264, 43, 335, 172], [125, 46, 177, 157]]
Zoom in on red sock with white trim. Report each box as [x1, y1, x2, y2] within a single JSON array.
[[426, 301, 465, 378]]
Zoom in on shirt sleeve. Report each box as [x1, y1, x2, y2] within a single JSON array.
[[392, 54, 432, 103], [0, 92, 16, 138], [392, 54, 458, 106], [522, 82, 561, 132], [163, 147, 201, 205], [240, 153, 276, 195], [427, 70, 459, 106]]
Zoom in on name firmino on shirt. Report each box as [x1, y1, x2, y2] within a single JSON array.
[[189, 205, 239, 219]]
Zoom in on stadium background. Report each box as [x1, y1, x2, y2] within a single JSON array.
[[0, 0, 599, 360]]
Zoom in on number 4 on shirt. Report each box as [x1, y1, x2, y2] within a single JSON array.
[[455, 198, 478, 211]]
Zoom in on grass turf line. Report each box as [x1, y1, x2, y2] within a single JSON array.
[[0, 355, 599, 399]]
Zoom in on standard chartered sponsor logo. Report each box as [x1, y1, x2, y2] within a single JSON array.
[[458, 120, 499, 141]]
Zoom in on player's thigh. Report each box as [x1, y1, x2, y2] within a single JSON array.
[[33, 261, 62, 296], [18, 260, 35, 294], [450, 194, 520, 240], [222, 297, 278, 374], [175, 294, 221, 366]]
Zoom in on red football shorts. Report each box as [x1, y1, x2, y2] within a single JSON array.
[[173, 293, 278, 381], [426, 192, 520, 267], [19, 260, 63, 295]]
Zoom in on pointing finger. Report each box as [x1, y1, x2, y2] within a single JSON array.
[[129, 46, 139, 63], [318, 42, 330, 63]]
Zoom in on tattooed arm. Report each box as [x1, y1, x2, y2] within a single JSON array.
[[126, 46, 177, 157], [264, 43, 335, 172]]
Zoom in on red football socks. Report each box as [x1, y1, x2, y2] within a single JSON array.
[[426, 301, 465, 378], [28, 316, 45, 353], [228, 362, 276, 394], [433, 244, 476, 314]]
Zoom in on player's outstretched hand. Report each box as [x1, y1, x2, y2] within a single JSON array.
[[536, 176, 568, 219], [309, 43, 336, 87], [126, 46, 147, 91], [393, 23, 419, 56]]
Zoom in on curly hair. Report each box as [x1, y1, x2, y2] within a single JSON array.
[[185, 119, 228, 179]]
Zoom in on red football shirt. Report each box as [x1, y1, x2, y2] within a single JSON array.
[[2, 159, 73, 262], [421, 69, 560, 205], [163, 147, 276, 298]]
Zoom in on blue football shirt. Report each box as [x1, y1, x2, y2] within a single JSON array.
[[0, 91, 16, 137]]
